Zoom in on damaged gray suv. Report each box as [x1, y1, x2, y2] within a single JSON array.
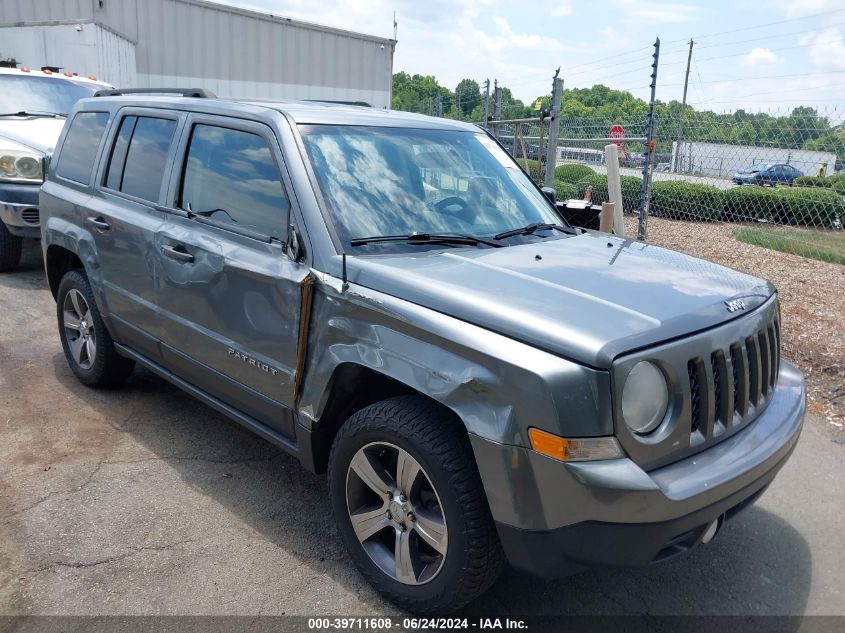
[[40, 90, 806, 613]]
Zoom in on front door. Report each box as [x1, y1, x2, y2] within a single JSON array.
[[155, 116, 306, 438]]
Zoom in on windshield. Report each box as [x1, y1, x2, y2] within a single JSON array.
[[299, 125, 564, 251], [0, 75, 98, 115]]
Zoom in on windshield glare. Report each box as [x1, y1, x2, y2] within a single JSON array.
[[0, 75, 97, 115], [300, 125, 563, 250]]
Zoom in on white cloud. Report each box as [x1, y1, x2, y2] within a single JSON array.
[[551, 3, 573, 17], [614, 0, 705, 23], [800, 28, 845, 69], [491, 15, 566, 50], [775, 0, 843, 18], [743, 47, 777, 65]]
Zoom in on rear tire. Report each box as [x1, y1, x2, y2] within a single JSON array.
[[328, 395, 505, 614], [56, 269, 134, 387], [0, 221, 23, 272]]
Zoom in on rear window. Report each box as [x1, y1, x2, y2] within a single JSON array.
[[104, 115, 177, 203], [55, 112, 109, 184]]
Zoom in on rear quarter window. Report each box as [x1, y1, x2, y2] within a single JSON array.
[[55, 111, 109, 184], [105, 116, 177, 203]]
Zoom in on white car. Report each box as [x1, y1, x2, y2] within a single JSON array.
[[0, 66, 111, 271]]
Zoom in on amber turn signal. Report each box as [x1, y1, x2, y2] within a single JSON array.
[[528, 428, 624, 462]]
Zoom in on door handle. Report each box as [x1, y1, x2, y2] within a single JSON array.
[[86, 216, 110, 231], [161, 244, 195, 264]]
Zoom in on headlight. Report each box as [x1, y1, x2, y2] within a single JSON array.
[[621, 361, 669, 435], [0, 149, 44, 182]]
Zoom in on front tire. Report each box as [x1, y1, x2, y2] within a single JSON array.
[[328, 396, 505, 614], [56, 269, 134, 387], [0, 221, 23, 272]]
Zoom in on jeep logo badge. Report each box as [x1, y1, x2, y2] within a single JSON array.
[[725, 299, 746, 313]]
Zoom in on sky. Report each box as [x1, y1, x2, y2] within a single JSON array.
[[234, 0, 845, 112]]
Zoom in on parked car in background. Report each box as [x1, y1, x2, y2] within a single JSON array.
[[732, 163, 803, 187], [0, 66, 110, 271], [41, 92, 805, 613]]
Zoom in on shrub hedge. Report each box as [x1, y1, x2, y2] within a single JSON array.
[[552, 180, 579, 202], [649, 181, 725, 221], [554, 163, 595, 184], [724, 186, 781, 222], [793, 174, 845, 194], [777, 187, 845, 227], [574, 174, 643, 213]]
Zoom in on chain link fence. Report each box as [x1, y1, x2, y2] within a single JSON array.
[[488, 107, 845, 265]]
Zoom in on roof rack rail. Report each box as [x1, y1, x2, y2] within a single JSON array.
[[306, 99, 372, 107], [93, 88, 217, 98]]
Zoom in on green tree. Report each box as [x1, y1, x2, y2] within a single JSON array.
[[454, 79, 481, 118]]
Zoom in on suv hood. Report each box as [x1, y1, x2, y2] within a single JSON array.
[[348, 232, 774, 368], [0, 117, 66, 154]]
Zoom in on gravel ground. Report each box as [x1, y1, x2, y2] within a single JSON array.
[[625, 216, 845, 432]]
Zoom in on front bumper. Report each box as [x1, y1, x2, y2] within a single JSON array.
[[471, 360, 805, 578], [0, 182, 41, 238]]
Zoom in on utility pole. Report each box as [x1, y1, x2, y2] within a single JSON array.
[[493, 79, 502, 120], [483, 78, 490, 127], [673, 38, 694, 173], [544, 69, 563, 188], [436, 94, 443, 117]]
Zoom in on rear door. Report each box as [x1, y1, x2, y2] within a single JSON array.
[[155, 114, 307, 438], [86, 109, 183, 360]]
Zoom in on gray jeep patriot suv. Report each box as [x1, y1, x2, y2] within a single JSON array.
[[40, 90, 806, 613]]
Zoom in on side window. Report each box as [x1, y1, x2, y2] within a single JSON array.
[[104, 116, 136, 190], [180, 124, 290, 238], [55, 112, 109, 184], [104, 115, 177, 203]]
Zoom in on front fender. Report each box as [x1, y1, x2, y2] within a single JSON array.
[[297, 274, 613, 448]]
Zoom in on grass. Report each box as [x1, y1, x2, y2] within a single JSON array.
[[734, 226, 845, 265]]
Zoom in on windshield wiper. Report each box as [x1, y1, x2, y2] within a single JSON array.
[[0, 110, 66, 118], [350, 232, 502, 248], [493, 222, 576, 241]]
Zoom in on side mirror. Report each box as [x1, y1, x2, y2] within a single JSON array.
[[540, 186, 556, 205], [287, 224, 303, 262]]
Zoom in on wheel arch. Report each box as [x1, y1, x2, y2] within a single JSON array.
[[301, 362, 467, 474], [45, 244, 85, 299]]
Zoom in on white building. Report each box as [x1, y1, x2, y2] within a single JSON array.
[[671, 141, 836, 178], [0, 0, 396, 108]]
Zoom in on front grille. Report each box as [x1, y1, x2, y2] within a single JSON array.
[[21, 208, 39, 224], [686, 314, 780, 441], [614, 296, 781, 470]]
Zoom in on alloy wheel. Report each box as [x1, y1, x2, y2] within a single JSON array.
[[62, 289, 97, 370], [345, 442, 448, 585]]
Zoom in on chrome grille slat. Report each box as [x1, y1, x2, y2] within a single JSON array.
[[710, 351, 728, 429], [758, 330, 770, 398], [767, 324, 778, 390], [731, 343, 749, 418], [746, 335, 761, 407]]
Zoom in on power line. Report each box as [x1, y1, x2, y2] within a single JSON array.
[[658, 69, 845, 87], [662, 6, 845, 45], [693, 21, 845, 51]]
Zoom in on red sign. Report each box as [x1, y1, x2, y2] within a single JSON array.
[[610, 124, 625, 148]]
